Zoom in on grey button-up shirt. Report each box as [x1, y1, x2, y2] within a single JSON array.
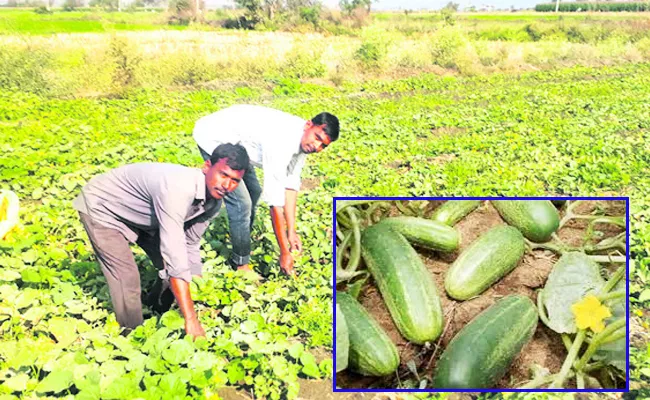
[[73, 163, 221, 282]]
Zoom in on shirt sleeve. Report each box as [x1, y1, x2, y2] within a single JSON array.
[[285, 153, 306, 192], [184, 219, 210, 277], [260, 149, 293, 207], [152, 181, 193, 283]]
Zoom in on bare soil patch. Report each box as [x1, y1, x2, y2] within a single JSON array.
[[337, 200, 626, 389]]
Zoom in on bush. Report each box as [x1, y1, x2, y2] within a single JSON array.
[[168, 0, 195, 25], [636, 37, 650, 60], [354, 27, 393, 69], [429, 26, 467, 69], [0, 46, 52, 94], [170, 55, 217, 86], [282, 43, 326, 79], [33, 6, 52, 14], [298, 5, 321, 26], [109, 36, 141, 91]]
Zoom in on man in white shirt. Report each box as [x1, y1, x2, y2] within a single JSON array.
[[193, 105, 340, 276]]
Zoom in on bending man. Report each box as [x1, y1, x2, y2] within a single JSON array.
[[73, 144, 249, 337], [193, 105, 340, 275]]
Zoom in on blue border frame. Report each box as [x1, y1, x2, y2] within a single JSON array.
[[332, 196, 630, 393]]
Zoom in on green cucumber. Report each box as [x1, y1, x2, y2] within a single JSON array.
[[491, 200, 560, 243], [378, 216, 459, 252], [445, 225, 525, 301], [336, 291, 399, 376], [361, 223, 443, 344], [432, 200, 482, 226], [336, 304, 349, 372], [433, 295, 538, 389]]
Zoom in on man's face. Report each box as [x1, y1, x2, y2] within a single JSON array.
[[202, 158, 245, 200], [300, 121, 332, 154]]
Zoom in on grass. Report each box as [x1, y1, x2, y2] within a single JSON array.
[[1, 62, 648, 395], [0, 9, 186, 34]]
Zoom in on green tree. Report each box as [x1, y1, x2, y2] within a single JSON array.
[[339, 0, 373, 15]]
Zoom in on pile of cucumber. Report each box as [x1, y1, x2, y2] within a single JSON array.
[[336, 199, 563, 388]]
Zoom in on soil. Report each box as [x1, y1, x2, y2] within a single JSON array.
[[336, 200, 626, 390]]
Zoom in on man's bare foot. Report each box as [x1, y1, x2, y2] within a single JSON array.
[[237, 264, 252, 272]]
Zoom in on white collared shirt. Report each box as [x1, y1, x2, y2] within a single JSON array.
[[193, 105, 307, 207]]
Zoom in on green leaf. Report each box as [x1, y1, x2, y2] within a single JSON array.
[[638, 288, 650, 302], [162, 339, 194, 365], [302, 362, 321, 378], [288, 342, 304, 360], [82, 309, 105, 322], [102, 376, 140, 400], [159, 310, 184, 330], [21, 249, 39, 264], [48, 317, 78, 346], [22, 306, 47, 322], [20, 268, 42, 283], [35, 370, 73, 394], [32, 188, 44, 200], [65, 299, 90, 314], [188, 351, 219, 371], [240, 319, 258, 334], [158, 373, 186, 399], [594, 279, 626, 371], [0, 268, 21, 282], [300, 351, 317, 367], [227, 362, 246, 384], [74, 369, 100, 393], [541, 252, 606, 334], [3, 372, 30, 392]]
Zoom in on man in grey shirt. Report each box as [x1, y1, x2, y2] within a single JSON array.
[[73, 143, 249, 338]]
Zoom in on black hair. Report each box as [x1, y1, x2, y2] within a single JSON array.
[[210, 143, 250, 171], [311, 112, 340, 142]]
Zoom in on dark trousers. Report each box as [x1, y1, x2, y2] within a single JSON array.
[[79, 212, 174, 329], [200, 146, 262, 267]]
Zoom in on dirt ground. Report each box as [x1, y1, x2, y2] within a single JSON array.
[[337, 200, 626, 390]]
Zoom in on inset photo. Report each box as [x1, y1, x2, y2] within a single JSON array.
[[334, 198, 628, 392]]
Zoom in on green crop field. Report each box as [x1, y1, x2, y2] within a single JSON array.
[[1, 7, 650, 399]]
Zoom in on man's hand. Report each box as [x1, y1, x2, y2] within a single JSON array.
[[288, 231, 302, 254], [185, 316, 206, 339], [279, 251, 295, 277]]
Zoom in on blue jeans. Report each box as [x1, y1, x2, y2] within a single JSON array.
[[200, 146, 261, 267]]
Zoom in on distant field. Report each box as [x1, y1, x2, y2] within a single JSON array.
[[0, 9, 181, 34], [374, 11, 650, 21], [0, 8, 243, 34]]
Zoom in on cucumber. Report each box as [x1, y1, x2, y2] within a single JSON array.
[[336, 291, 399, 376], [491, 200, 560, 243], [361, 223, 443, 344], [378, 216, 459, 252], [336, 304, 349, 372], [445, 225, 525, 301], [433, 295, 538, 389], [431, 200, 482, 226]]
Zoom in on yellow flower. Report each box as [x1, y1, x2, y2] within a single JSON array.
[[571, 294, 612, 333]]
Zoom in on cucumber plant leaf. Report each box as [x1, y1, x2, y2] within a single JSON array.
[[35, 370, 73, 394], [540, 252, 605, 334], [594, 279, 626, 371]]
